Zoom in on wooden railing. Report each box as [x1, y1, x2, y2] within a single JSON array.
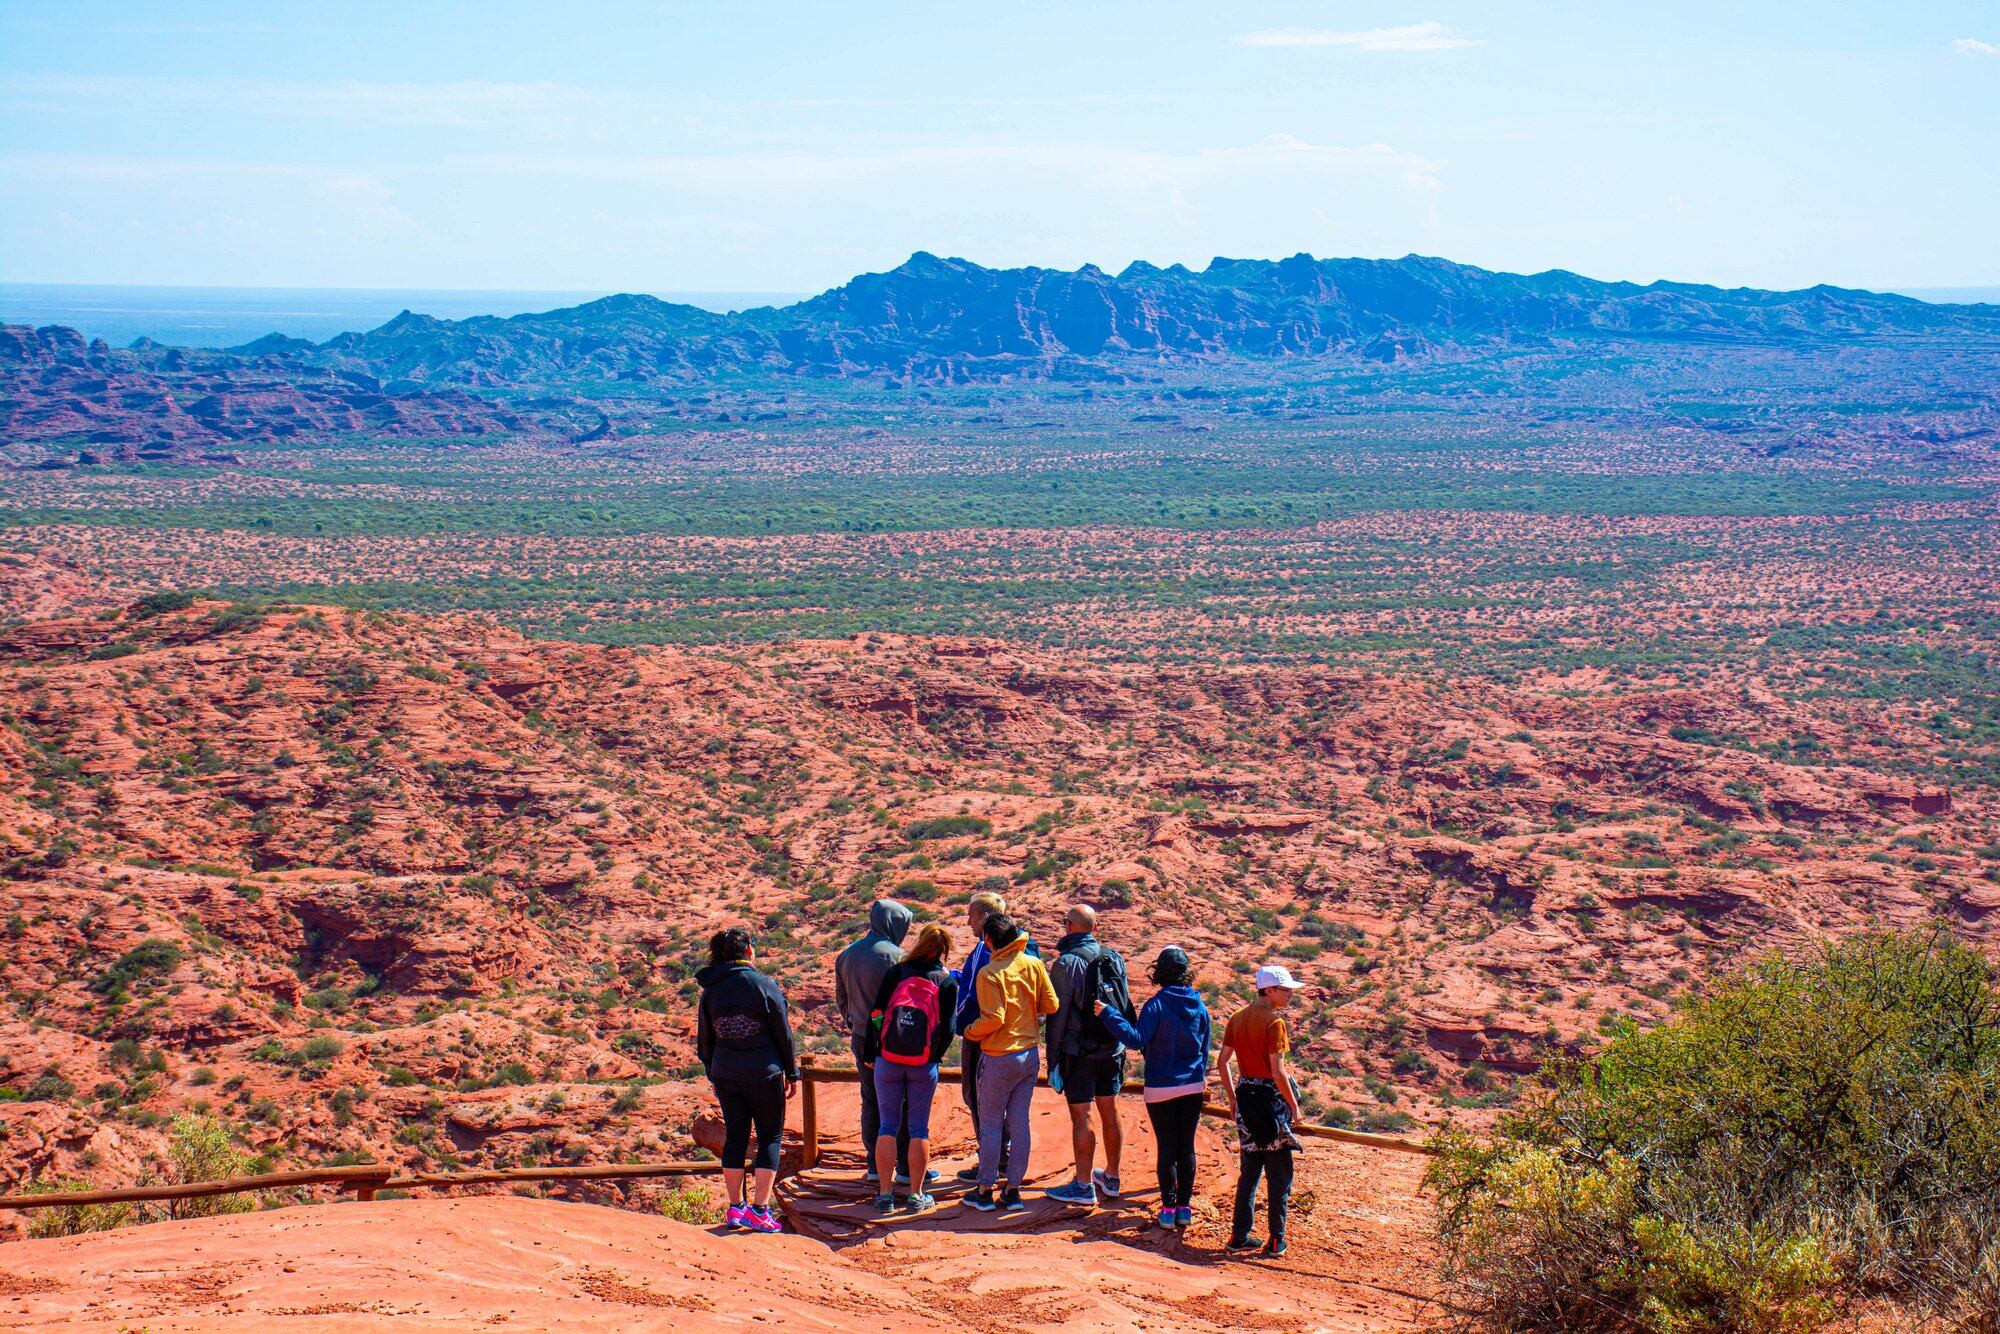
[[0, 1165, 397, 1212], [794, 1058, 1435, 1168], [2, 1063, 1430, 1214], [0, 1160, 723, 1214]]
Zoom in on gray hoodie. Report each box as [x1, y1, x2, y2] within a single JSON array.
[[834, 899, 912, 1035]]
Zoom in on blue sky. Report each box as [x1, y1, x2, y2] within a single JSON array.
[[2, 1, 1995, 293]]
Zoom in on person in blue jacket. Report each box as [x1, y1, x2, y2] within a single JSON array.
[[1094, 945, 1212, 1230]]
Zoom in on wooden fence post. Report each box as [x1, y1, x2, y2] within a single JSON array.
[[800, 1071, 820, 1171]]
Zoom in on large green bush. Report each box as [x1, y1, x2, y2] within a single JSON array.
[[1430, 926, 2000, 1332]]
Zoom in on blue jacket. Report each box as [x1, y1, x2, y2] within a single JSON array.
[[1099, 984, 1211, 1090], [954, 934, 1041, 1036]]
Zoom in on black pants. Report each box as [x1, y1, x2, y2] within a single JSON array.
[[1145, 1093, 1203, 1209], [1230, 1148, 1294, 1247], [960, 1041, 982, 1123], [713, 1074, 785, 1173], [853, 1036, 909, 1175]]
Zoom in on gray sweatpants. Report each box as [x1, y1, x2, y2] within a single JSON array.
[[976, 1046, 1039, 1191]]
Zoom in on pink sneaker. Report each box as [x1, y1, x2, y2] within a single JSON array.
[[741, 1205, 782, 1235], [724, 1204, 750, 1230]]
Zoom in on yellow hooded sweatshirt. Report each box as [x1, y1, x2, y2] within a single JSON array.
[[964, 935, 1058, 1056]]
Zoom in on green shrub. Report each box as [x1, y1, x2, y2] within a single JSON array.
[[1429, 925, 2000, 1332], [904, 815, 992, 841], [23, 1073, 75, 1103], [132, 590, 198, 618], [89, 939, 183, 999], [658, 1183, 722, 1225], [296, 1035, 344, 1063], [165, 1112, 255, 1220], [24, 1180, 136, 1239]]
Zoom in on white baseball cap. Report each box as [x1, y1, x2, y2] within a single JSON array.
[[1255, 964, 1306, 991]]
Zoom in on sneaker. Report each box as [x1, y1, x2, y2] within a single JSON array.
[[903, 1192, 935, 1215], [1225, 1236, 1262, 1254], [1092, 1170, 1121, 1199], [895, 1169, 940, 1186], [723, 1204, 749, 1230], [1175, 1206, 1193, 1229], [742, 1206, 782, 1235], [864, 1169, 879, 1184], [1045, 1181, 1097, 1207], [1264, 1240, 1289, 1258], [954, 1165, 982, 1183], [1157, 1207, 1176, 1229], [999, 1189, 1025, 1213], [874, 1194, 896, 1215], [964, 1189, 998, 1212]]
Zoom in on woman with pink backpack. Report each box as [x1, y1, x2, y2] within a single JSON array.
[[865, 922, 958, 1216]]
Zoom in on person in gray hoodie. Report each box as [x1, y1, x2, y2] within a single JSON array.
[[834, 899, 913, 1184]]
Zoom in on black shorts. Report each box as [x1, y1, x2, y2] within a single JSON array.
[[1056, 1052, 1126, 1105]]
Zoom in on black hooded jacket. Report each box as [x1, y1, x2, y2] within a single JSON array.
[[696, 960, 801, 1083]]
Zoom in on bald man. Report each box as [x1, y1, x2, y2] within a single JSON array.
[[1044, 903, 1136, 1207]]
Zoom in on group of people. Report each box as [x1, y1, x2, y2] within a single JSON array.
[[697, 891, 1308, 1257]]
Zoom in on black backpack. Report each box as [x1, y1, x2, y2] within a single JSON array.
[[1072, 945, 1135, 1057]]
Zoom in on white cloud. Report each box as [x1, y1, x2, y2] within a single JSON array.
[[0, 74, 1171, 129], [0, 74, 613, 129], [1951, 37, 1999, 56], [0, 153, 409, 235], [0, 151, 352, 184], [1233, 21, 1479, 52], [465, 136, 1447, 198], [0, 135, 1451, 289]]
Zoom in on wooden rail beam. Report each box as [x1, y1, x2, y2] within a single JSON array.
[[0, 1165, 393, 1211], [380, 1162, 722, 1191], [0, 1064, 1430, 1215], [797, 1063, 1437, 1158]]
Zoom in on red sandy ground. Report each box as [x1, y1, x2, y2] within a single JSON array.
[[0, 1083, 1436, 1332]]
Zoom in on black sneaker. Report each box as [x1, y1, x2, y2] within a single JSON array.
[[1225, 1236, 1262, 1254], [955, 1165, 982, 1183], [964, 1189, 999, 1212], [999, 1189, 1025, 1213]]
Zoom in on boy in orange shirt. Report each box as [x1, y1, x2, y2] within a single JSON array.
[[1215, 964, 1307, 1257]]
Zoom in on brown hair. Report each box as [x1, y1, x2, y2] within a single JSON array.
[[908, 922, 951, 965]]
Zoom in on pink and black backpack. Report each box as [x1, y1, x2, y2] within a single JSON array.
[[877, 972, 941, 1066]]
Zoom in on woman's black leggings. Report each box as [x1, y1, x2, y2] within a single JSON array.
[[1145, 1093, 1203, 1209], [713, 1074, 786, 1173]]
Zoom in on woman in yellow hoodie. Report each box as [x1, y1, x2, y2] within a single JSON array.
[[961, 912, 1058, 1211]]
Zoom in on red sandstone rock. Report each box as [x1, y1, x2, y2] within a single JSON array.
[[0, 596, 1992, 1238]]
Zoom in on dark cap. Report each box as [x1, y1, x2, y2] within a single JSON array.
[[1152, 946, 1190, 985]]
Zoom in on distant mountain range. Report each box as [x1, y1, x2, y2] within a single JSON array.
[[7, 253, 2000, 459], [301, 252, 2000, 385]]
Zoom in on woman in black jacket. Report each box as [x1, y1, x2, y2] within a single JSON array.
[[695, 927, 800, 1234]]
